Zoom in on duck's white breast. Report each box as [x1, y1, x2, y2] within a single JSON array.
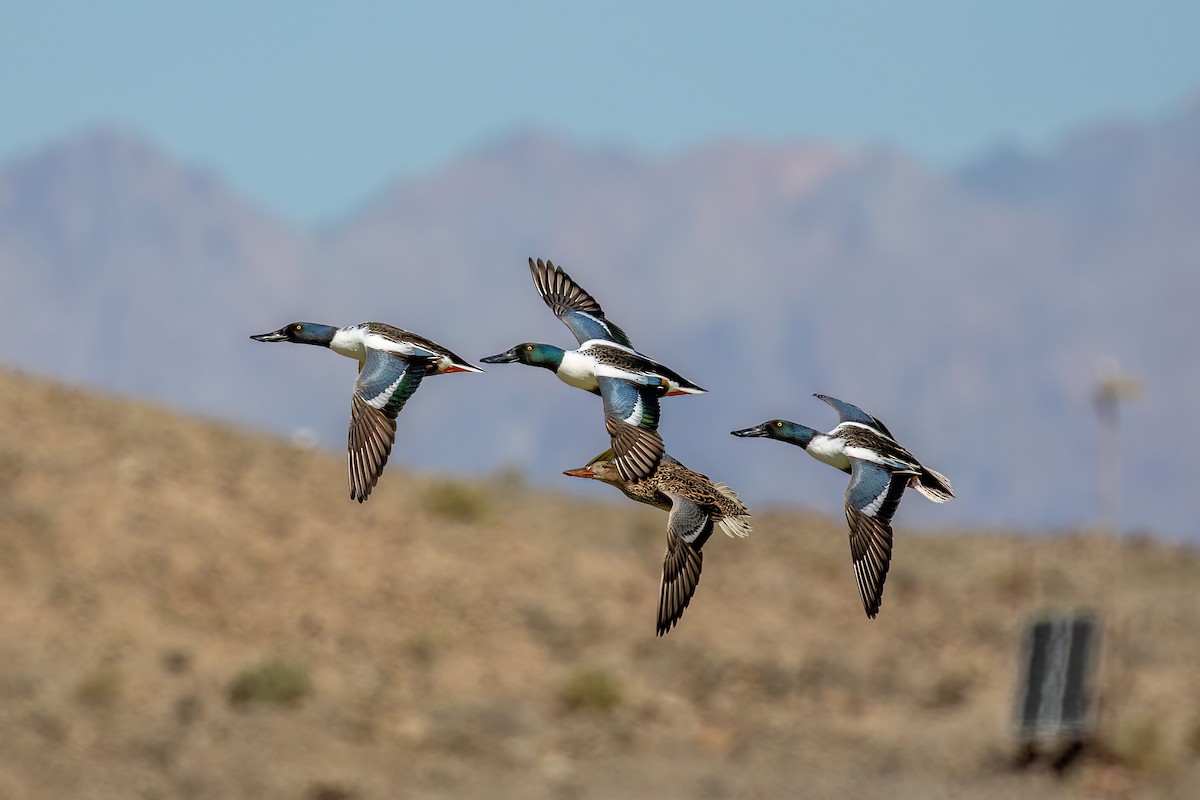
[[807, 434, 852, 471], [330, 327, 368, 361], [558, 349, 600, 391]]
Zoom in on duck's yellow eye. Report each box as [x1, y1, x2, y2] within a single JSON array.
[[295, 324, 302, 331], [526, 345, 533, 351], [775, 421, 783, 427]]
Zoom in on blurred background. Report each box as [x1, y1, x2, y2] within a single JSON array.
[[0, 2, 1197, 798]]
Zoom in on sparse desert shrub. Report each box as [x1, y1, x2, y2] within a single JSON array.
[[923, 672, 974, 710], [161, 648, 192, 674], [424, 480, 488, 522], [1188, 715, 1200, 759], [175, 694, 202, 725], [486, 464, 527, 492], [404, 627, 454, 667], [561, 666, 622, 712], [0, 449, 24, 481], [989, 561, 1033, 601], [228, 658, 312, 709], [425, 702, 531, 756], [75, 667, 123, 709], [796, 654, 858, 698], [887, 564, 918, 598], [521, 606, 579, 658], [677, 650, 726, 704], [866, 655, 907, 700], [1109, 716, 1173, 771], [747, 658, 794, 700], [307, 782, 358, 800]]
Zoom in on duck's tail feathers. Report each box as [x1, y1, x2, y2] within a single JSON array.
[[718, 514, 753, 539], [713, 482, 753, 538], [442, 362, 485, 374], [666, 378, 707, 396], [910, 466, 954, 503]]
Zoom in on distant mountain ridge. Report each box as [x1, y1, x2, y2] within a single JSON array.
[[2, 94, 1196, 537]]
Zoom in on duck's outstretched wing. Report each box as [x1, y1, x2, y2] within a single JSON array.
[[529, 257, 634, 347], [598, 375, 665, 481], [364, 323, 484, 374], [843, 458, 911, 618], [657, 493, 712, 636], [347, 349, 432, 502], [815, 393, 895, 440]]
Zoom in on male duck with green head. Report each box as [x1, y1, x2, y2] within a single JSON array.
[[732, 394, 953, 619], [483, 258, 705, 482], [251, 320, 481, 502]]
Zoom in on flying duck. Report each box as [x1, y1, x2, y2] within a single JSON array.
[[563, 448, 751, 636], [251, 321, 482, 502], [482, 258, 704, 482], [731, 394, 953, 618]]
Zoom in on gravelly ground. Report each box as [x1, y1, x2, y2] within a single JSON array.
[[0, 370, 1197, 800]]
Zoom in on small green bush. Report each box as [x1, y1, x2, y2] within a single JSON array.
[[75, 667, 123, 709], [486, 464, 526, 492], [307, 783, 358, 800], [989, 561, 1033, 600], [924, 672, 974, 710], [1187, 715, 1200, 759], [424, 480, 488, 522], [228, 658, 313, 709], [1110, 716, 1170, 771], [561, 666, 622, 713], [404, 627, 453, 667]]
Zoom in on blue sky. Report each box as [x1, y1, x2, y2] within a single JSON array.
[[3, 1, 1199, 223]]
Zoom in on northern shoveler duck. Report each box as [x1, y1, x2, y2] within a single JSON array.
[[482, 258, 705, 482], [563, 448, 751, 636], [731, 394, 953, 619], [251, 321, 482, 502]]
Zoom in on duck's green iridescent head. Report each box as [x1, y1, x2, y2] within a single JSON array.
[[480, 342, 565, 370], [730, 419, 818, 449]]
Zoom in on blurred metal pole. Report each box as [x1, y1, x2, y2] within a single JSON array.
[[1095, 380, 1119, 540], [1092, 357, 1142, 741]]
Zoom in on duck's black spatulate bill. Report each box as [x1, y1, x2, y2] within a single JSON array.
[[250, 328, 290, 342], [730, 424, 770, 438]]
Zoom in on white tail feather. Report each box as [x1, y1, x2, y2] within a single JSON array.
[[713, 482, 753, 538], [910, 467, 954, 503], [714, 481, 742, 502], [718, 515, 753, 539]]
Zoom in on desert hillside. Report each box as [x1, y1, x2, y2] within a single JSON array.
[[0, 368, 1196, 799]]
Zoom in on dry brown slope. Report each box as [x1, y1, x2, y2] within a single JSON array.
[[0, 368, 1197, 800]]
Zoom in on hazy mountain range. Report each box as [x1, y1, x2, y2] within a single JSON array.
[[1, 92, 1196, 538]]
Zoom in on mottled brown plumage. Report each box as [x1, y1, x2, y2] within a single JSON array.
[[564, 450, 751, 636]]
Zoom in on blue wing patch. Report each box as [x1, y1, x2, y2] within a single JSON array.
[[561, 310, 633, 348], [846, 459, 908, 523], [599, 376, 665, 480], [843, 459, 907, 617], [598, 376, 661, 430], [354, 349, 429, 415]]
